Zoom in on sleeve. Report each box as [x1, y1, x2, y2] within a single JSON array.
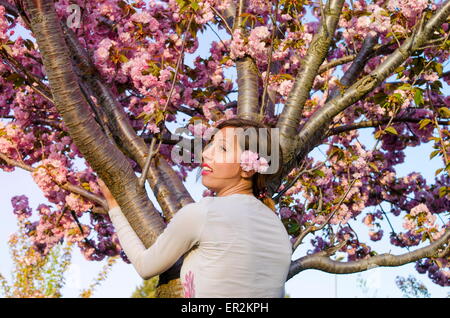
[[108, 202, 207, 280]]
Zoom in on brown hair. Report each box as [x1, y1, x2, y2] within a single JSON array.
[[205, 117, 283, 213]]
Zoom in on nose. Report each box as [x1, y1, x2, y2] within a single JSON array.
[[202, 144, 211, 163]]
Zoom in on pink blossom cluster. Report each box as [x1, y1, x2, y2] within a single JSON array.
[[230, 26, 272, 67], [65, 193, 94, 216], [402, 203, 445, 241], [229, 29, 246, 60], [188, 122, 216, 140], [0, 5, 10, 42], [11, 195, 32, 221], [27, 204, 79, 256], [386, 0, 431, 22], [0, 121, 37, 164], [247, 0, 270, 15], [202, 189, 215, 197], [240, 150, 269, 173], [32, 158, 69, 196], [415, 258, 450, 287]]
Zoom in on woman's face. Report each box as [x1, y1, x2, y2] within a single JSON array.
[[201, 127, 254, 194]]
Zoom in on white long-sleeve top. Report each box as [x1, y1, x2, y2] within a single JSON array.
[[108, 193, 293, 298]]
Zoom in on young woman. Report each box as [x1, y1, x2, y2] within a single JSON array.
[[98, 118, 292, 298]]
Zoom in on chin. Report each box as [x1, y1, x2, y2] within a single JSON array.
[[201, 178, 211, 188], [201, 180, 217, 193]]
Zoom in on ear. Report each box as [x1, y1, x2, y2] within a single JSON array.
[[240, 169, 256, 179]]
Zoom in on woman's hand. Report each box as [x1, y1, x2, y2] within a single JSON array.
[[98, 178, 119, 209]]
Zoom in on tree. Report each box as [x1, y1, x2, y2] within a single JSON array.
[[0, 195, 118, 297], [131, 277, 159, 298], [395, 275, 431, 297], [0, 0, 449, 297], [0, 204, 73, 298]]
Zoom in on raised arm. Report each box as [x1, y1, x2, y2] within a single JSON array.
[[108, 202, 207, 280]]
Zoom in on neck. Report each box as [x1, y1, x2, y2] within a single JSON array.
[[215, 183, 253, 197]]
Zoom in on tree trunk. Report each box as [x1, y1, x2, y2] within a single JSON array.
[[23, 0, 185, 297]]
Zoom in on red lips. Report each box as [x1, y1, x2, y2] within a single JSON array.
[[201, 163, 213, 171], [201, 163, 213, 175]]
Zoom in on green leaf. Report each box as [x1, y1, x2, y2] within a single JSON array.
[[430, 149, 440, 159], [438, 107, 450, 118], [398, 83, 412, 90], [368, 162, 379, 172], [435, 63, 443, 76], [220, 56, 230, 64], [374, 130, 384, 139], [421, 232, 428, 242], [6, 73, 26, 88], [278, 73, 294, 81], [385, 126, 398, 135], [313, 169, 325, 177], [154, 110, 165, 125], [119, 54, 128, 63], [176, 0, 186, 9], [414, 88, 424, 106], [283, 218, 300, 235], [373, 92, 387, 105], [190, 0, 199, 11], [430, 80, 443, 90], [418, 118, 431, 130], [428, 136, 440, 142], [435, 168, 443, 176], [1, 44, 13, 56], [438, 186, 448, 198], [392, 93, 403, 101]]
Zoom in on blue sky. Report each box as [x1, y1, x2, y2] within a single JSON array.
[[1, 2, 449, 298]]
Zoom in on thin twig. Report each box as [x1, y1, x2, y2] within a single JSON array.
[[260, 0, 279, 118], [138, 15, 194, 187], [211, 6, 233, 34], [293, 178, 357, 250]]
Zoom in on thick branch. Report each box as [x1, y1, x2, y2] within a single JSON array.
[[61, 23, 194, 221], [287, 227, 450, 279], [0, 152, 108, 212], [3, 0, 194, 223], [274, 0, 345, 194], [0, 49, 53, 102], [221, 1, 236, 31], [276, 0, 450, 195], [318, 35, 448, 75], [234, 1, 261, 121], [236, 57, 260, 121], [327, 33, 379, 101], [327, 116, 450, 136], [24, 0, 166, 249]]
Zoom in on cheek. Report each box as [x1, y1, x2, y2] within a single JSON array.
[[214, 162, 241, 176]]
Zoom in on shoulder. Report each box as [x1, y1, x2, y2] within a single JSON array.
[[176, 197, 211, 218]]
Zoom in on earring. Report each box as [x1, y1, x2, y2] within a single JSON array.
[[258, 187, 268, 199]]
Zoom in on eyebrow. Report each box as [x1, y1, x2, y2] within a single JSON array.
[[207, 137, 230, 148], [217, 138, 232, 145]]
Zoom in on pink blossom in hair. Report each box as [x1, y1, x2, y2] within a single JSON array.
[[240, 150, 269, 173]]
